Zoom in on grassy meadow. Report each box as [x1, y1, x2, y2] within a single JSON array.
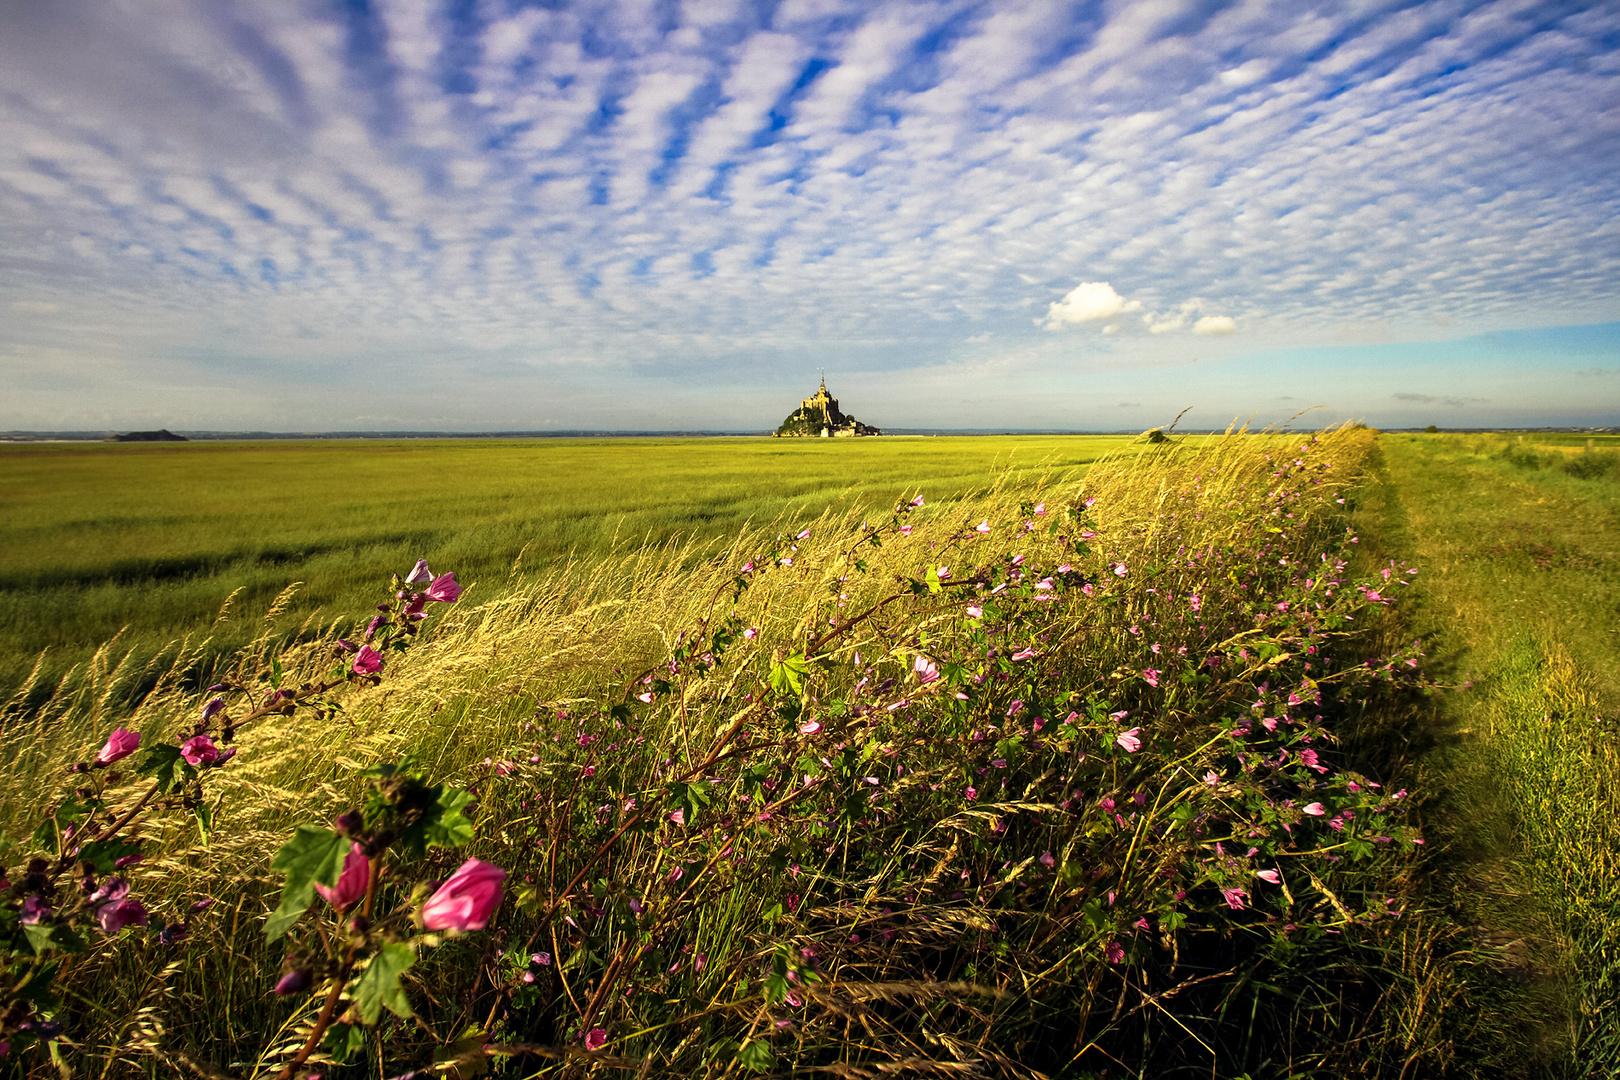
[[0, 436, 1128, 704], [1, 428, 1616, 1078], [1353, 432, 1620, 1072]]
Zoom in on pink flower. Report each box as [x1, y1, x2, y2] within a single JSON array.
[[913, 655, 939, 684], [179, 735, 220, 766], [96, 727, 141, 765], [421, 858, 506, 931], [1011, 647, 1037, 661], [669, 809, 686, 826], [314, 843, 369, 911], [935, 566, 950, 580], [1142, 669, 1160, 688], [965, 605, 982, 618], [405, 559, 433, 585], [1115, 728, 1142, 753], [352, 645, 384, 675], [1112, 562, 1128, 577], [797, 528, 811, 540], [798, 720, 822, 735], [1038, 851, 1055, 868], [1221, 886, 1248, 910], [740, 561, 755, 573], [965, 786, 977, 800], [1034, 578, 1054, 591], [532, 951, 551, 966], [743, 626, 759, 640], [1033, 502, 1046, 515], [910, 495, 925, 507], [200, 695, 227, 722], [1255, 869, 1281, 884], [98, 897, 149, 933], [1302, 802, 1327, 817], [584, 1028, 608, 1052], [975, 520, 991, 533], [425, 572, 462, 603], [1104, 941, 1125, 964]]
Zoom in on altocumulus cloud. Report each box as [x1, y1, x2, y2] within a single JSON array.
[[0, 0, 1616, 430]]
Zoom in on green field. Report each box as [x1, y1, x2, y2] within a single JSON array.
[[2, 428, 1618, 1078], [0, 436, 1128, 699]]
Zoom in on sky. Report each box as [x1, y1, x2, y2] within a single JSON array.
[[1, 0, 1617, 433]]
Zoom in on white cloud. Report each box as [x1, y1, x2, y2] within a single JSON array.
[[1042, 282, 1141, 329], [1193, 315, 1237, 335]]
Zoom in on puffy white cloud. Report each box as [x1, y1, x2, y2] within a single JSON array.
[[1193, 315, 1237, 335], [1042, 282, 1141, 329]]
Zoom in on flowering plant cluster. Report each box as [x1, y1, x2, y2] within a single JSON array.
[[0, 561, 473, 1070], [0, 429, 1431, 1076]]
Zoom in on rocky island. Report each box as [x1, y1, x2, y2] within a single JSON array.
[[774, 377, 881, 438]]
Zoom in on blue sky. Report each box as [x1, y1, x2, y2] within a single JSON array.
[[1, 0, 1616, 432]]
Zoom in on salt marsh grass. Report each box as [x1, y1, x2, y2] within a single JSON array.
[[0, 436, 1128, 705], [2, 425, 1444, 1077]]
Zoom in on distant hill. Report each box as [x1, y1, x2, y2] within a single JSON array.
[[109, 429, 188, 442]]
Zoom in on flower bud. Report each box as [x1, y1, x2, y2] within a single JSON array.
[[274, 968, 313, 996], [334, 810, 364, 837]]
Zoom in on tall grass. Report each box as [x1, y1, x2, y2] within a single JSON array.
[[1361, 433, 1620, 1076], [0, 436, 1130, 708], [2, 427, 1442, 1077]]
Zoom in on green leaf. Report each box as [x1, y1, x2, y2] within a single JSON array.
[[423, 787, 475, 849], [269, 656, 284, 690], [265, 825, 350, 940], [137, 744, 186, 793], [322, 1022, 367, 1063], [769, 651, 810, 697], [193, 803, 213, 846], [352, 941, 416, 1025], [736, 1040, 775, 1073], [24, 922, 86, 955], [76, 838, 141, 874]]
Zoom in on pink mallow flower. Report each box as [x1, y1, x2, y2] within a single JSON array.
[[98, 897, 149, 933], [96, 727, 141, 766], [584, 1028, 608, 1052], [1115, 728, 1142, 754], [1104, 941, 1125, 964], [421, 858, 506, 931], [179, 735, 220, 767], [1302, 802, 1327, 817], [975, 520, 991, 533], [405, 559, 433, 585], [914, 655, 939, 684], [1255, 869, 1282, 884], [314, 843, 369, 911], [352, 645, 384, 675], [424, 572, 463, 603], [1221, 886, 1248, 910], [1142, 669, 1161, 688]]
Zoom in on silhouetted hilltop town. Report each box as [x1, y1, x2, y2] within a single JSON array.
[[774, 378, 881, 438]]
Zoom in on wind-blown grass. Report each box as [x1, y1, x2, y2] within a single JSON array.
[[2, 426, 1451, 1078], [0, 436, 1130, 707]]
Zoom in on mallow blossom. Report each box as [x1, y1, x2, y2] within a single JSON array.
[[405, 559, 434, 585], [420, 858, 506, 932], [352, 645, 384, 675], [314, 843, 369, 911], [1115, 728, 1142, 753], [95, 727, 141, 765], [180, 735, 220, 767], [425, 573, 462, 603]]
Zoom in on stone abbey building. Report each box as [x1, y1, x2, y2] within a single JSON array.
[[774, 377, 882, 438]]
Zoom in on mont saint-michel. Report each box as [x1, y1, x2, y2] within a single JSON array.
[[773, 378, 882, 438]]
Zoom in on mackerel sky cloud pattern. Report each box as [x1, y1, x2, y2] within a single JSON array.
[[0, 1, 1616, 430]]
